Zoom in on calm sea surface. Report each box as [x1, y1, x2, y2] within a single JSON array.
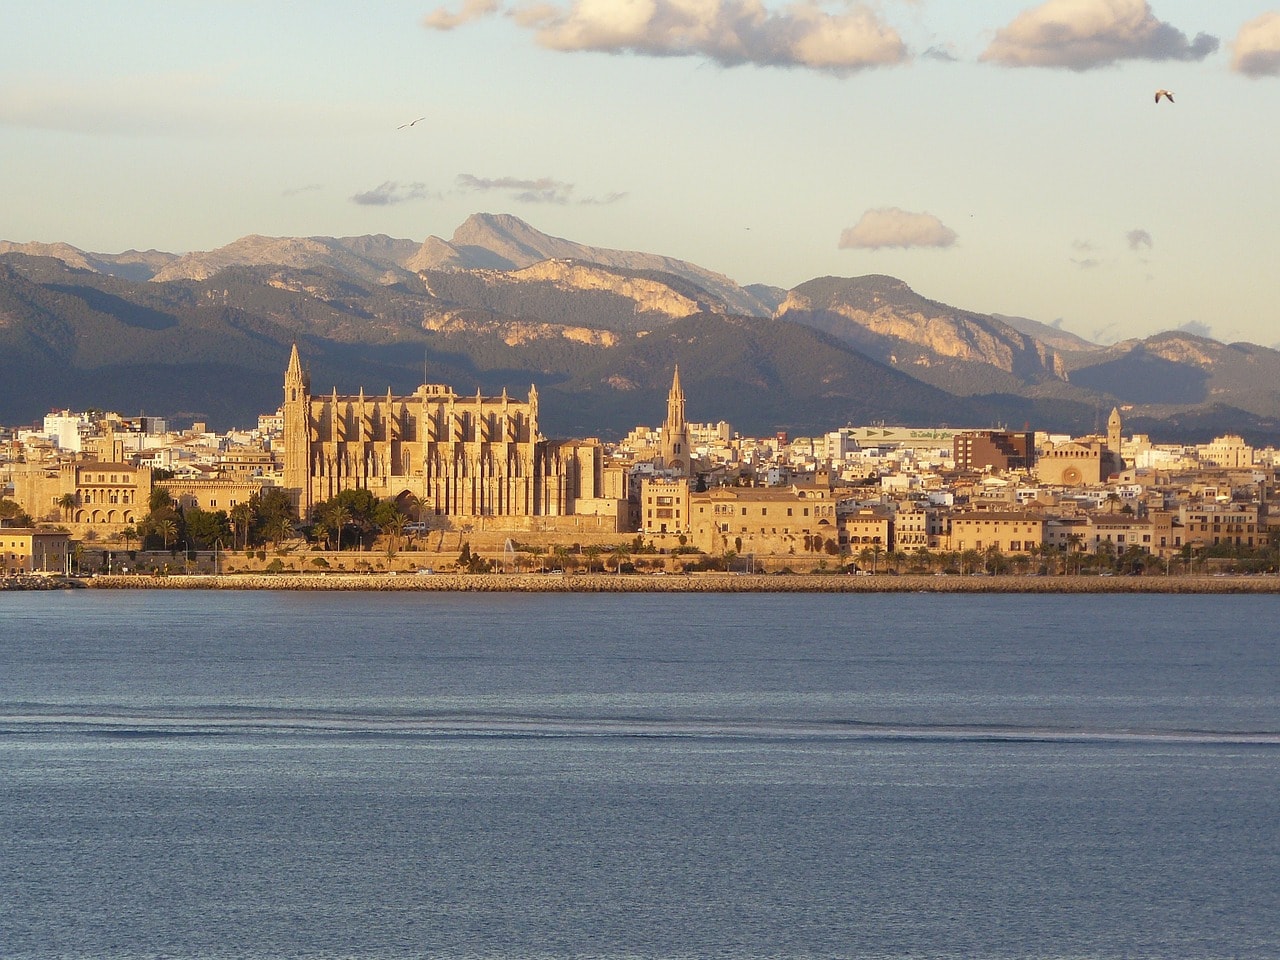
[[2, 590, 1278, 959]]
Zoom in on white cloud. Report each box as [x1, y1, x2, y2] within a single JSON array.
[[838, 208, 957, 250], [438, 0, 909, 74], [1231, 12, 1280, 77], [351, 181, 432, 205], [424, 0, 501, 30], [980, 0, 1218, 71]]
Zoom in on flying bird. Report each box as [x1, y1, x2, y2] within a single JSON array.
[[398, 116, 426, 129], [1154, 89, 1174, 104]]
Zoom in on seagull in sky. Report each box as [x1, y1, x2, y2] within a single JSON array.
[[398, 116, 426, 129], [1154, 89, 1174, 104]]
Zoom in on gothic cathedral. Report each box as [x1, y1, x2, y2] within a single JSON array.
[[281, 346, 599, 521]]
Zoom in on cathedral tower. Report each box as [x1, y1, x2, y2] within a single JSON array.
[[660, 366, 691, 477], [282, 344, 312, 515]]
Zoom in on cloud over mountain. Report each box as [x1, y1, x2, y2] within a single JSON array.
[[980, 0, 1218, 71], [456, 174, 625, 205], [1231, 12, 1280, 77], [426, 0, 909, 73], [838, 208, 956, 250], [350, 181, 432, 206]]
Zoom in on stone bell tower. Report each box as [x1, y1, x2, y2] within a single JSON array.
[[659, 366, 691, 477], [282, 343, 312, 516]]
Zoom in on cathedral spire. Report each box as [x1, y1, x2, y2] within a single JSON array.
[[661, 366, 690, 477], [285, 343, 310, 400], [665, 366, 686, 433]]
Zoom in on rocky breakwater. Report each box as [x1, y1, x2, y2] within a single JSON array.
[[85, 573, 1280, 593], [1, 575, 84, 591]]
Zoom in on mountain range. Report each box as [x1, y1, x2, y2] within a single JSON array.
[[3, 213, 1279, 443]]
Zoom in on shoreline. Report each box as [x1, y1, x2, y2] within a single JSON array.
[[75, 572, 1280, 593]]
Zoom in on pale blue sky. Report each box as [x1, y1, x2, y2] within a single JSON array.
[[2, 1, 1278, 346]]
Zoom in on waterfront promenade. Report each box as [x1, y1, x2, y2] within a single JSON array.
[[76, 572, 1280, 593]]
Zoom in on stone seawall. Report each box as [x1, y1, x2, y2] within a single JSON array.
[[1, 575, 86, 591], [84, 573, 1280, 594]]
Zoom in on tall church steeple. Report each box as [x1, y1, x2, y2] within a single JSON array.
[[660, 366, 690, 477], [285, 343, 310, 401], [282, 344, 312, 518]]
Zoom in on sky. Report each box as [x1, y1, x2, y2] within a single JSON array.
[[2, 1, 1279, 347]]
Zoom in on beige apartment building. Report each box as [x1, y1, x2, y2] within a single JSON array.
[[1196, 435, 1254, 469], [640, 477, 690, 536], [893, 501, 946, 553], [840, 507, 894, 553], [1, 528, 72, 576], [948, 512, 1047, 554], [1179, 502, 1263, 550]]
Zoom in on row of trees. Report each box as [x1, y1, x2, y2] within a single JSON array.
[[310, 489, 410, 552], [134, 486, 297, 552]]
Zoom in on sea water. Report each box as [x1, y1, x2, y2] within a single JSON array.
[[2, 590, 1277, 959]]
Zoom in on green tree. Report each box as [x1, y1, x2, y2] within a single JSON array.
[[248, 488, 295, 546], [318, 501, 352, 551], [0, 499, 34, 527], [379, 508, 407, 555], [269, 515, 295, 547], [229, 502, 256, 550], [184, 507, 232, 550], [154, 517, 177, 549], [138, 488, 184, 551], [608, 544, 629, 574], [149, 486, 175, 514]]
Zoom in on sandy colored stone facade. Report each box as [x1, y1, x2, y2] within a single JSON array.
[[280, 346, 622, 527]]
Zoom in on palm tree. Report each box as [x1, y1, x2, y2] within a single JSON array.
[[380, 510, 406, 555], [608, 545, 629, 575], [983, 544, 1008, 575], [527, 544, 546, 573], [323, 502, 351, 551], [910, 548, 935, 574], [155, 518, 177, 550], [403, 494, 424, 533], [56, 493, 77, 522], [1064, 533, 1085, 574], [230, 502, 255, 550], [271, 516, 294, 547], [121, 525, 138, 553]]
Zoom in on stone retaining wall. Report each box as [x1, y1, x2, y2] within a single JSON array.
[[84, 573, 1280, 594]]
